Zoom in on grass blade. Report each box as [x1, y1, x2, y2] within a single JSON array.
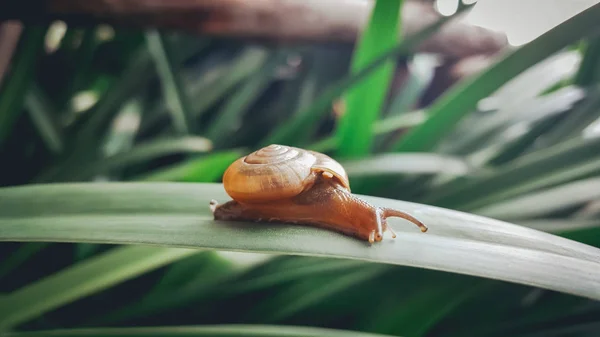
[[392, 2, 600, 152], [473, 177, 600, 220], [136, 150, 241, 182], [0, 245, 197, 330], [335, 0, 402, 158], [0, 25, 46, 147], [423, 135, 600, 208], [309, 110, 426, 153], [0, 325, 398, 337], [0, 182, 600, 302], [262, 4, 472, 147], [574, 36, 600, 86], [207, 52, 283, 148], [64, 136, 213, 181], [341, 153, 470, 177], [24, 84, 64, 154], [145, 30, 193, 134]]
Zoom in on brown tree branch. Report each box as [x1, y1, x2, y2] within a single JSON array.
[[1, 0, 508, 59]]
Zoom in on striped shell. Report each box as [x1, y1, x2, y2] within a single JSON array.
[[222, 144, 350, 203]]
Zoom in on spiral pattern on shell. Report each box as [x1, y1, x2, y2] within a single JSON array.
[[222, 144, 349, 203]]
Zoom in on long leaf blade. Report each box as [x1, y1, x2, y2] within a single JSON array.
[[392, 2, 600, 153], [0, 183, 599, 302]]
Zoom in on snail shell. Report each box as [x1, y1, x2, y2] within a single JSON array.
[[222, 144, 349, 203]]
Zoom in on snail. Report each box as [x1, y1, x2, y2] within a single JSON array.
[[209, 144, 427, 244]]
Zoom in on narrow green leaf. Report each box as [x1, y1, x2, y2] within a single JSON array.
[[24, 84, 64, 154], [145, 30, 193, 134], [441, 85, 584, 156], [309, 110, 426, 153], [207, 52, 282, 147], [423, 135, 600, 208], [0, 245, 197, 330], [0, 25, 46, 147], [336, 0, 402, 158], [341, 153, 470, 177], [473, 177, 600, 220], [392, 2, 600, 152], [0, 325, 397, 337], [62, 136, 212, 181], [535, 85, 600, 148], [136, 150, 242, 182], [0, 183, 600, 303], [226, 259, 365, 294], [262, 4, 472, 147], [189, 47, 269, 119], [85, 251, 266, 326], [257, 265, 388, 322], [0, 243, 49, 280], [61, 28, 99, 107], [574, 36, 600, 86]]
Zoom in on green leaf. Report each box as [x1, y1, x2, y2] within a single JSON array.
[[0, 182, 599, 305], [309, 110, 426, 153], [207, 52, 283, 148], [423, 135, 600, 209], [335, 0, 402, 158], [0, 325, 398, 337], [261, 4, 472, 147], [341, 153, 470, 177], [62, 136, 213, 181], [0, 245, 197, 330], [473, 176, 600, 220], [24, 84, 64, 154], [534, 85, 600, 148], [145, 30, 194, 134], [136, 150, 241, 182], [574, 36, 600, 86], [0, 25, 46, 147], [392, 2, 600, 153]]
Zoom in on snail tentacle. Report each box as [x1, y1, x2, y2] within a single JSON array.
[[382, 208, 428, 233]]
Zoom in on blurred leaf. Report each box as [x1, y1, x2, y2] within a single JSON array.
[[0, 243, 49, 280], [85, 251, 269, 326], [309, 109, 426, 153], [226, 258, 365, 294], [534, 85, 600, 148], [146, 30, 193, 134], [392, 3, 600, 152], [207, 51, 283, 147], [474, 176, 600, 220], [0, 182, 600, 304], [423, 135, 600, 209], [24, 84, 64, 154], [61, 28, 100, 107], [136, 150, 241, 182], [386, 55, 438, 117], [335, 0, 402, 158], [0, 245, 197, 330], [253, 264, 388, 322], [574, 36, 600, 86], [63, 136, 212, 181], [189, 47, 269, 119], [442, 85, 584, 156], [341, 153, 470, 177], [0, 325, 398, 337], [262, 4, 472, 147], [0, 25, 46, 147]]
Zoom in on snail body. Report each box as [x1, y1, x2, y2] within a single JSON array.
[[210, 144, 427, 244]]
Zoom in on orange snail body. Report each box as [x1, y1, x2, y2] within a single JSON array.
[[209, 144, 428, 244]]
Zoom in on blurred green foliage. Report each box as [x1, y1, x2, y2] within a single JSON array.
[[1, 1, 600, 337]]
